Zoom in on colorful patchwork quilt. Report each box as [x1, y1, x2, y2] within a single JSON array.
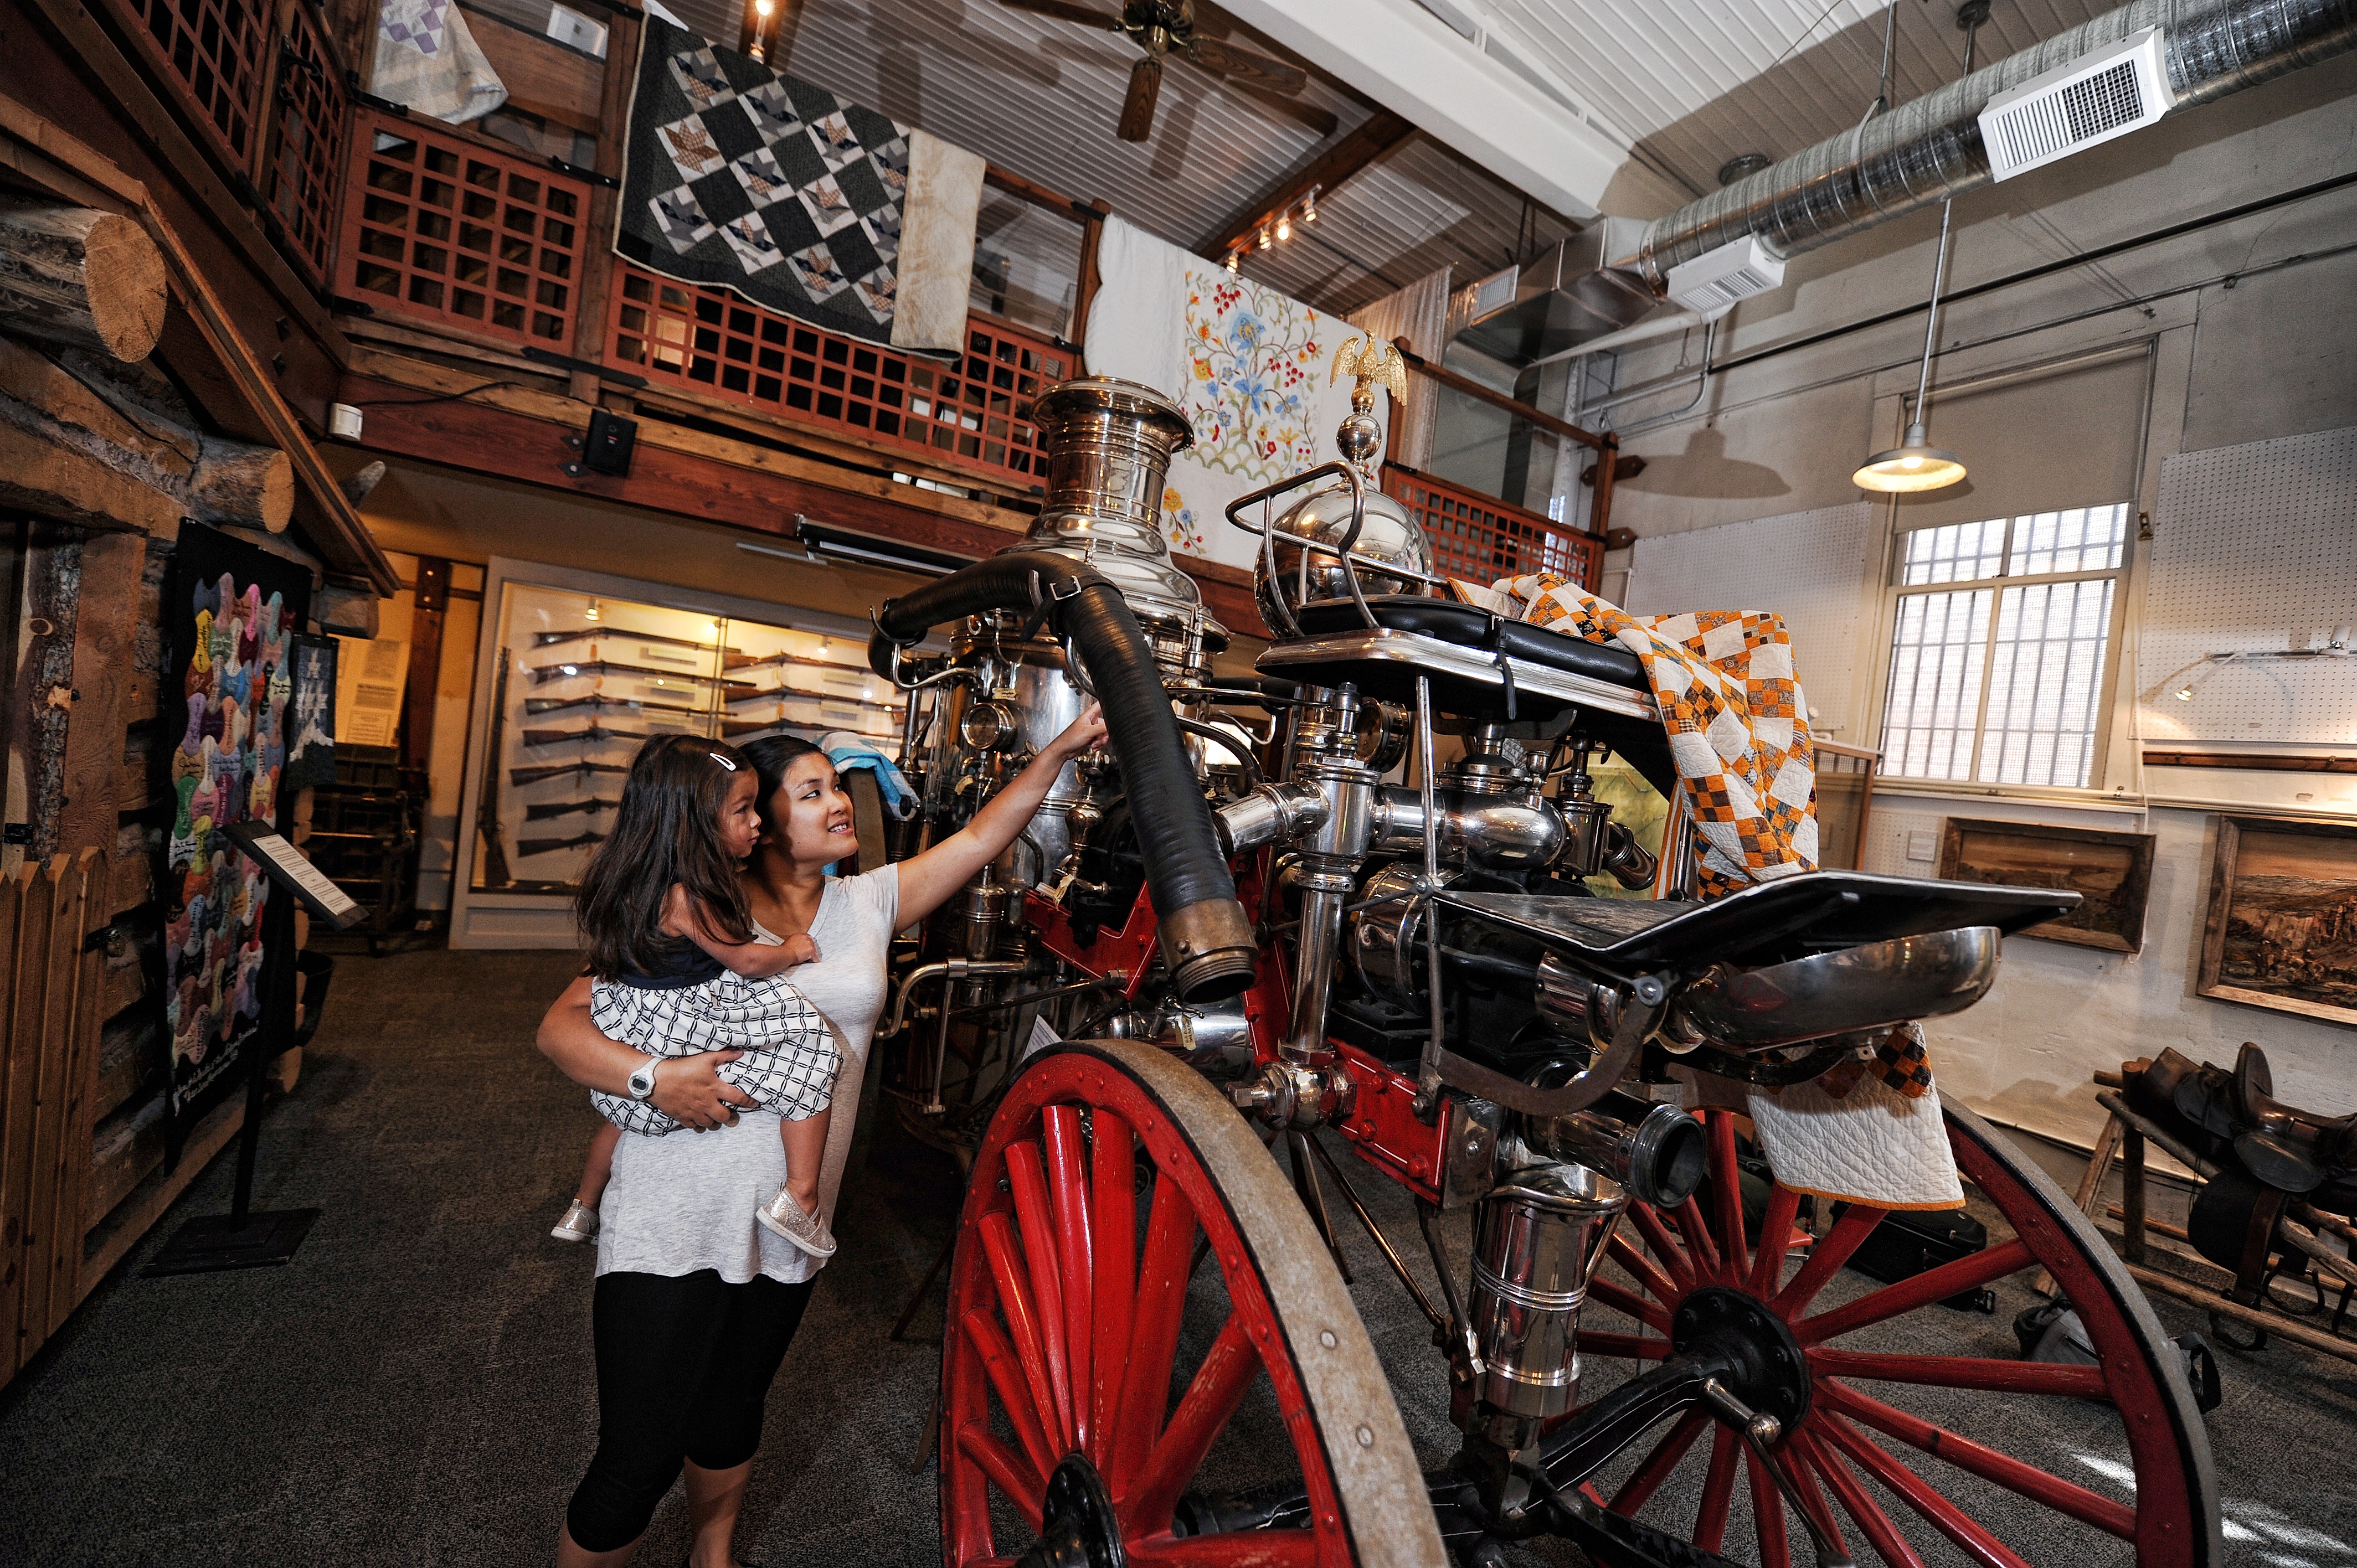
[[620, 17, 911, 344], [1483, 572, 1819, 901]]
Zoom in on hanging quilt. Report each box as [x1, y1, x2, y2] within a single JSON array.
[[1476, 572, 1819, 902], [1085, 216, 1386, 576], [621, 17, 922, 346], [161, 525, 309, 1125]]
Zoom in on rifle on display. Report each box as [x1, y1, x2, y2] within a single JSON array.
[[510, 761, 631, 786], [478, 648, 514, 887], [536, 628, 736, 656], [519, 725, 652, 747], [518, 831, 607, 857], [523, 693, 705, 717], [523, 797, 621, 821], [529, 658, 758, 693]]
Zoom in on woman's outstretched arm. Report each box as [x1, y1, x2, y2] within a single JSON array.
[[536, 974, 758, 1129], [893, 702, 1106, 928]]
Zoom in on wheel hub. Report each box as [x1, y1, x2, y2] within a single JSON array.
[[1017, 1453, 1126, 1568], [1670, 1285, 1812, 1435]]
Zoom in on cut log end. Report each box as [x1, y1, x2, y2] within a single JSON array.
[[81, 214, 168, 363], [0, 204, 168, 363], [190, 437, 295, 533]]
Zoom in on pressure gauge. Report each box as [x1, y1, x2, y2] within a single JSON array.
[[960, 701, 1018, 752]]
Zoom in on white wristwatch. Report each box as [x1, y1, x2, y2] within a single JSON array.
[[627, 1056, 662, 1101]]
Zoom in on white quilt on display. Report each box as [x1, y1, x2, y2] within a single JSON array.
[[1084, 216, 1388, 576]]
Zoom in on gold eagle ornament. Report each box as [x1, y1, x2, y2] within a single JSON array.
[[1330, 334, 1408, 412]]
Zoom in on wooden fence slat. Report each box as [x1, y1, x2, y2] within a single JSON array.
[[20, 850, 93, 1344], [45, 849, 107, 1333], [0, 869, 24, 1380], [1, 858, 64, 1379]]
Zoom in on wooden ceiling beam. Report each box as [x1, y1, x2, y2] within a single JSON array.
[[1196, 108, 1415, 264]]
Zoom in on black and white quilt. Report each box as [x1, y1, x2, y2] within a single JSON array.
[[620, 17, 912, 344]]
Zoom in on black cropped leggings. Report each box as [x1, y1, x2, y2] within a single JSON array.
[[564, 1268, 816, 1552]]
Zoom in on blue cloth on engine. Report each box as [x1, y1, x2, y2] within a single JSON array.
[[823, 732, 914, 818]]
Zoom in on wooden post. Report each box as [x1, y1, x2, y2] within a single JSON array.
[[1590, 432, 1619, 566], [1072, 199, 1110, 372], [0, 203, 167, 362], [2035, 1102, 2125, 1298], [400, 556, 450, 776], [2122, 1126, 2147, 1265], [567, 7, 642, 404]]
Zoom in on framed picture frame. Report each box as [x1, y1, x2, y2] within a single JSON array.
[[1937, 817, 2157, 953], [2198, 815, 2357, 1028]]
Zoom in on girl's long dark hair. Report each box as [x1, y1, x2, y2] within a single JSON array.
[[576, 734, 757, 979]]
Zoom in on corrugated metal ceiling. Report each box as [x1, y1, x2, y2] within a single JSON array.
[[680, 1, 2126, 319]]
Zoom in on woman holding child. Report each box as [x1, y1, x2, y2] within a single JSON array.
[[536, 706, 1106, 1567]]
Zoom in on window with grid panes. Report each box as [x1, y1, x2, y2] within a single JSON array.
[[1880, 506, 2130, 788]]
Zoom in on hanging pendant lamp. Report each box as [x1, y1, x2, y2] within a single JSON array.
[[1856, 1, 1986, 495]]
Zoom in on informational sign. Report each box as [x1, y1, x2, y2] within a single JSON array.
[[223, 823, 365, 930], [333, 635, 409, 746]]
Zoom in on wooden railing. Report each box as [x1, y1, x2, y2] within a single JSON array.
[[338, 106, 595, 349], [119, 0, 349, 285], [605, 260, 1068, 489], [1384, 465, 1604, 591]]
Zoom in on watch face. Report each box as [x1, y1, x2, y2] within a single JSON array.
[[630, 1065, 655, 1097]]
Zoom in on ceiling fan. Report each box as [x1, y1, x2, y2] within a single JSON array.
[[996, 0, 1319, 142]]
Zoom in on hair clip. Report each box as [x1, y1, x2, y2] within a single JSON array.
[[709, 752, 738, 771]]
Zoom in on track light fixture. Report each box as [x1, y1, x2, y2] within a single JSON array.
[[1275, 212, 1291, 242], [1224, 249, 1240, 274], [1303, 185, 1319, 222], [1258, 223, 1271, 250]]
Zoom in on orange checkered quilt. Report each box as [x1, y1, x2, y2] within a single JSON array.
[[1484, 572, 1819, 902]]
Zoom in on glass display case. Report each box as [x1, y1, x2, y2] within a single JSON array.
[[449, 560, 904, 946]]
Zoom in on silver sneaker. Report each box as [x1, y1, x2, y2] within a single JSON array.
[[756, 1185, 837, 1258], [550, 1199, 599, 1244]]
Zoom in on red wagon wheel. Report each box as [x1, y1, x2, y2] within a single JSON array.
[[939, 1039, 1444, 1567], [1581, 1098, 2221, 1567]]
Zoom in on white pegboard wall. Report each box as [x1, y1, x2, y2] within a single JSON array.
[[1625, 502, 1877, 738], [2139, 425, 2357, 747]]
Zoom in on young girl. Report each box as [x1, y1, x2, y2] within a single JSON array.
[[548, 735, 841, 1257]]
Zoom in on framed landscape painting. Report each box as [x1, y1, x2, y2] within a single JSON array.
[[2199, 816, 2357, 1027], [1937, 818, 2156, 953]]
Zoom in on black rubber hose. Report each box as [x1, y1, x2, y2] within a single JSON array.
[[869, 552, 1257, 1000]]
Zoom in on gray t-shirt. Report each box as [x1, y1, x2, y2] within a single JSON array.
[[596, 866, 898, 1285]]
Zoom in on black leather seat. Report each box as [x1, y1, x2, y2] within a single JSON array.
[[1292, 596, 1650, 693]]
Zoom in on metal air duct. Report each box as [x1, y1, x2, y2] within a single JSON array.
[[1454, 0, 2357, 366], [1635, 0, 2357, 290]]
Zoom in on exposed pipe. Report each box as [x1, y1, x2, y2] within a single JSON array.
[[1635, 0, 2357, 290]]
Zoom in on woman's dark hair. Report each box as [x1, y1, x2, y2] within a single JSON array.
[[739, 733, 826, 844], [575, 734, 757, 979]]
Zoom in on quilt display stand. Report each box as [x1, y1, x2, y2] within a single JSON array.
[[2054, 1066, 2357, 1368], [144, 826, 363, 1275]]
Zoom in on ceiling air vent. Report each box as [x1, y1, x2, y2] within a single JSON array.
[[1664, 235, 1786, 320], [1979, 26, 2170, 182], [1470, 265, 1519, 321]]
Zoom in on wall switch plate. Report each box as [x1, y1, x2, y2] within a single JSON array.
[[1905, 829, 1937, 863], [546, 4, 609, 57]]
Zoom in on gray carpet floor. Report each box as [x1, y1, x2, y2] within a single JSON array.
[[2, 945, 2354, 1566]]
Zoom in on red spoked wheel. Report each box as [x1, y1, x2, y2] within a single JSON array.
[[1581, 1099, 2221, 1567], [939, 1039, 1444, 1567]]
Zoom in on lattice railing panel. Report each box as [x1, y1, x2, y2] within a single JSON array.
[[258, 6, 348, 284], [339, 110, 590, 346], [125, 0, 269, 167], [1386, 468, 1603, 591], [607, 262, 1066, 486]]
